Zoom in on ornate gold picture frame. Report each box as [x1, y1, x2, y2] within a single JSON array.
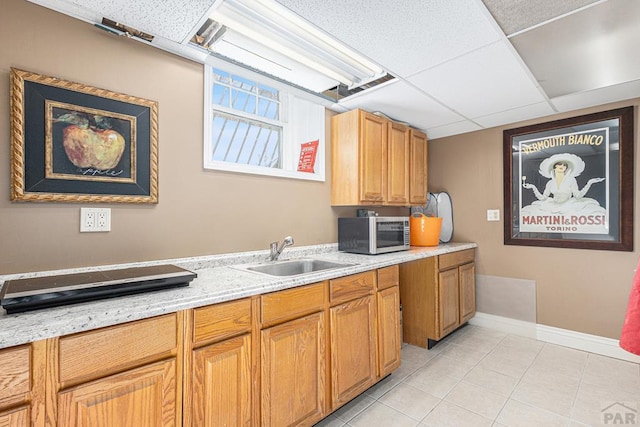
[[10, 68, 158, 203]]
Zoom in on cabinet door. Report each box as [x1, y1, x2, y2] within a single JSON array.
[[438, 269, 460, 338], [330, 295, 376, 409], [459, 262, 476, 324], [409, 129, 428, 205], [377, 286, 401, 377], [57, 359, 177, 427], [359, 112, 386, 203], [192, 334, 251, 426], [261, 312, 325, 427], [0, 345, 30, 407], [0, 342, 45, 427], [387, 122, 409, 205], [0, 406, 29, 427]]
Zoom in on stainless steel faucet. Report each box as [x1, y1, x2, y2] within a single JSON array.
[[269, 236, 294, 261]]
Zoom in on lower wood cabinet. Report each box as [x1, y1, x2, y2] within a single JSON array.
[[260, 282, 327, 427], [399, 249, 476, 348], [0, 406, 29, 426], [439, 267, 461, 337], [54, 313, 182, 427], [188, 298, 253, 426], [1, 264, 407, 427], [329, 272, 377, 409], [57, 359, 177, 427], [0, 342, 45, 427], [261, 312, 326, 426], [330, 295, 377, 408], [376, 265, 402, 377], [191, 334, 251, 426], [438, 250, 476, 339], [459, 262, 476, 325]]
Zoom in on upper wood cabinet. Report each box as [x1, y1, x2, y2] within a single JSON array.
[[387, 121, 410, 205], [409, 129, 428, 205], [331, 109, 428, 206]]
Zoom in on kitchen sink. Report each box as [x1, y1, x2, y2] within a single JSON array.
[[241, 258, 355, 277]]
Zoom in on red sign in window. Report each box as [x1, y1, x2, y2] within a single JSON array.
[[297, 140, 319, 173]]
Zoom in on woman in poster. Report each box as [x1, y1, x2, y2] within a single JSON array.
[[521, 153, 606, 216]]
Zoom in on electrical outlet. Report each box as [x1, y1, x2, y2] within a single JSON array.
[[81, 208, 111, 232], [487, 209, 500, 222], [96, 209, 110, 230]]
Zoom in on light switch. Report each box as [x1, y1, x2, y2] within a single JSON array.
[[487, 209, 500, 221]]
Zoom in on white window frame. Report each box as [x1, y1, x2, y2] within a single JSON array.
[[203, 63, 325, 181]]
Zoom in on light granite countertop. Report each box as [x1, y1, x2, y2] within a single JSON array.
[[0, 242, 477, 349]]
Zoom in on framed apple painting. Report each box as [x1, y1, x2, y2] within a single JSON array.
[[9, 68, 158, 203]]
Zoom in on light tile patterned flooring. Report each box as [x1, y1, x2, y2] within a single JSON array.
[[314, 325, 640, 427]]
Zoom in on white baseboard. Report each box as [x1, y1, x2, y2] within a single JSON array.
[[469, 312, 537, 338], [470, 312, 640, 363], [536, 324, 640, 363]]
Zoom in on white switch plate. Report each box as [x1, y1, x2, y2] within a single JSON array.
[[81, 208, 111, 232], [487, 209, 500, 221]]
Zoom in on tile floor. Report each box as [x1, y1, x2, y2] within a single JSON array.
[[314, 325, 640, 427]]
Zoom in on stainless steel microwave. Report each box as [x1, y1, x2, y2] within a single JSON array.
[[338, 216, 410, 255]]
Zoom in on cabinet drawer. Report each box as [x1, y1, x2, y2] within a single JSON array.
[[438, 249, 475, 270], [261, 282, 326, 327], [330, 271, 375, 305], [0, 345, 30, 403], [193, 298, 252, 346], [59, 314, 178, 384], [377, 265, 399, 290]]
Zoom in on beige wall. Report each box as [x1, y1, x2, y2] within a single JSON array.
[[429, 102, 639, 339], [0, 0, 408, 274], [2, 0, 635, 340]]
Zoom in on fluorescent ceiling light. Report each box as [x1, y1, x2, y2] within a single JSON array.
[[209, 0, 386, 88]]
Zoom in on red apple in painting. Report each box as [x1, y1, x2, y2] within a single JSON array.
[[62, 125, 126, 170]]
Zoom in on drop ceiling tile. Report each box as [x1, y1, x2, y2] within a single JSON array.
[[482, 0, 599, 35], [66, 0, 216, 42], [275, 0, 502, 77], [510, 0, 640, 98], [473, 101, 555, 128], [551, 79, 640, 113], [408, 40, 546, 118], [338, 80, 465, 130], [425, 120, 483, 139]]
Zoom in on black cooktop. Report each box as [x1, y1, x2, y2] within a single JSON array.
[[0, 264, 197, 314]]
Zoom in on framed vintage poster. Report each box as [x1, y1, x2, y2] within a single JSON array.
[[10, 68, 158, 203], [503, 107, 634, 251]]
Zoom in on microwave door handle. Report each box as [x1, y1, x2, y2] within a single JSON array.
[[369, 218, 376, 254]]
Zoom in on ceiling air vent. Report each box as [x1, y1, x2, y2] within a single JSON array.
[[322, 73, 396, 100], [95, 18, 154, 42]]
